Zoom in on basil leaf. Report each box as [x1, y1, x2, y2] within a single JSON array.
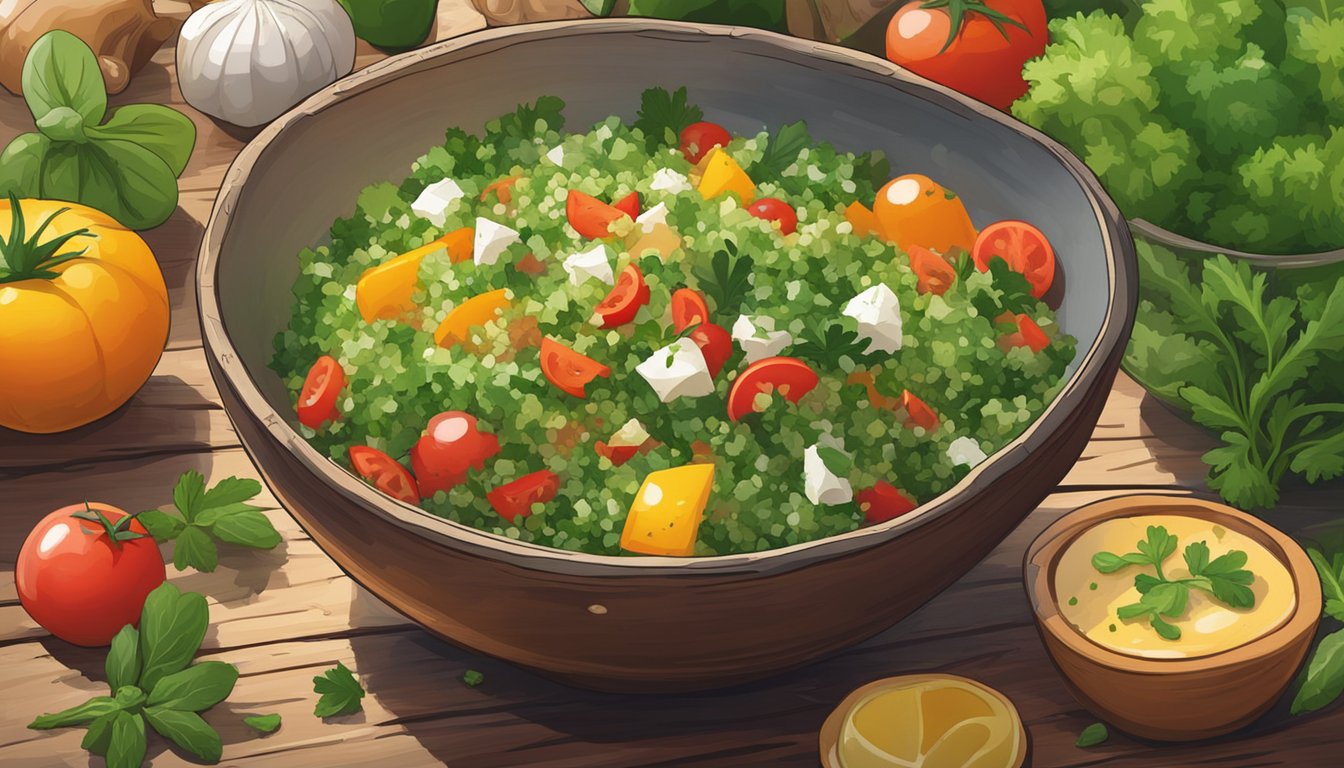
[[195, 503, 266, 528], [28, 695, 120, 729], [174, 470, 207, 522], [21, 30, 106, 125], [106, 711, 146, 768], [1293, 629, 1344, 715], [82, 713, 117, 756], [136, 509, 185, 542], [138, 583, 209, 692], [146, 661, 239, 712], [209, 509, 282, 549], [243, 713, 282, 733], [77, 139, 179, 230], [0, 133, 49, 197], [144, 707, 223, 763], [1076, 721, 1109, 747], [36, 106, 89, 143], [86, 105, 196, 177], [174, 525, 219, 573], [200, 476, 263, 510], [106, 626, 141, 691], [580, 0, 616, 15]]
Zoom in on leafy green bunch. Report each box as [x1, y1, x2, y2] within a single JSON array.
[[1295, 536, 1344, 714], [0, 31, 195, 230], [1092, 525, 1256, 640], [1124, 243, 1344, 508], [139, 472, 283, 572]]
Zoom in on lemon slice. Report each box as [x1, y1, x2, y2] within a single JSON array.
[[820, 675, 1025, 768]]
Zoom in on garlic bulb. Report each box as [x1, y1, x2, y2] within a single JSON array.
[[177, 0, 356, 127]]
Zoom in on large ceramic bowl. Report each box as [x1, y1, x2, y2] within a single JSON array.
[[197, 19, 1137, 692]]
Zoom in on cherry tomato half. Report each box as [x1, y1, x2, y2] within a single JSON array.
[[900, 390, 940, 432], [680, 121, 731, 164], [481, 174, 520, 205], [595, 264, 651, 328], [907, 245, 957, 296], [670, 288, 711, 333], [998, 312, 1050, 353], [487, 470, 561, 523], [595, 441, 640, 467], [297, 355, 345, 429], [17, 503, 165, 646], [858, 482, 919, 525], [349, 446, 420, 504], [613, 191, 641, 219], [411, 411, 501, 497], [727, 357, 820, 421], [689, 322, 733, 379], [540, 337, 610, 398], [972, 220, 1056, 299], [746, 197, 798, 236], [566, 190, 628, 239]]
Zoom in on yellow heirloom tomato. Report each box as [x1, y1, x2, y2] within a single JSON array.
[[0, 198, 170, 433]]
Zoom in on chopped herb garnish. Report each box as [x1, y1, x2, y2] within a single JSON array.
[[463, 670, 485, 687], [313, 662, 365, 718], [1076, 722, 1109, 747]]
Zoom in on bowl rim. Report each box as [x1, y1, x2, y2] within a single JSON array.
[[197, 18, 1137, 577], [1024, 493, 1322, 674]]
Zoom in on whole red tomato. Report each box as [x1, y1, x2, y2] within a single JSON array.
[[886, 0, 1047, 110], [17, 503, 165, 647], [411, 411, 501, 497]]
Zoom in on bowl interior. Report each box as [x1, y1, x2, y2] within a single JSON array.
[[208, 22, 1115, 418]]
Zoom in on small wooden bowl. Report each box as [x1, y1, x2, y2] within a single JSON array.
[[1024, 495, 1320, 741]]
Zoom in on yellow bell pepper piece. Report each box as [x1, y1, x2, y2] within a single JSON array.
[[696, 148, 755, 204], [619, 463, 715, 557], [356, 227, 473, 323], [434, 289, 510, 348], [844, 201, 880, 238], [873, 174, 977, 255]]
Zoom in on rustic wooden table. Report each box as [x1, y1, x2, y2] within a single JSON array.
[[2, 4, 1339, 766]]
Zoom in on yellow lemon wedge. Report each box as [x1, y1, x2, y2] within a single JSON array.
[[820, 675, 1025, 768]]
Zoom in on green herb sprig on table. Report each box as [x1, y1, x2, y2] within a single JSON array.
[[28, 583, 238, 767], [0, 31, 195, 230], [1075, 721, 1109, 748], [313, 661, 366, 718], [1092, 525, 1256, 640], [138, 471, 282, 573], [1292, 540, 1344, 715]]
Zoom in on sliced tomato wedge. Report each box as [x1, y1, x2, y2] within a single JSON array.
[[349, 446, 420, 504], [613, 191, 640, 219], [746, 197, 798, 236], [972, 220, 1056, 299], [297, 355, 345, 429], [671, 288, 711, 333], [595, 441, 640, 466], [540, 337, 611, 398], [595, 264, 650, 328], [727, 356, 819, 421], [907, 245, 957, 296], [899, 390, 939, 431], [679, 121, 731, 164], [487, 470, 560, 523], [567, 190, 629, 239], [689, 322, 732, 378], [857, 481, 918, 525], [998, 312, 1050, 353]]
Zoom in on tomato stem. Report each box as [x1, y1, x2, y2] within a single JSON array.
[[70, 502, 146, 547], [0, 193, 94, 284], [919, 0, 1031, 53]]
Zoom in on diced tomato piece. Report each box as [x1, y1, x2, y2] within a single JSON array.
[[297, 355, 345, 429], [411, 411, 500, 497], [595, 441, 640, 466], [899, 390, 939, 431], [689, 322, 732, 378], [727, 357, 820, 421], [670, 288, 711, 333], [567, 190, 629, 239], [595, 264, 651, 328], [907, 245, 957, 296], [540, 337, 610, 398], [613, 191, 640, 219], [487, 470, 560, 523], [516, 252, 548, 276], [972, 220, 1056, 299], [746, 197, 798, 235], [998, 312, 1050, 353], [481, 175, 520, 205], [679, 121, 731, 164], [858, 481, 918, 525], [348, 446, 420, 504]]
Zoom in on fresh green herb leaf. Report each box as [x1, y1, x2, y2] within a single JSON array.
[[579, 0, 617, 15], [135, 509, 185, 541], [816, 446, 853, 477], [1150, 615, 1182, 641], [313, 662, 365, 718], [1293, 629, 1344, 715], [138, 583, 209, 692], [144, 707, 223, 763], [106, 711, 146, 768], [463, 669, 485, 687], [244, 713, 283, 733], [106, 626, 141, 692], [1076, 721, 1109, 747], [200, 476, 264, 510], [627, 0, 787, 32], [146, 661, 239, 712], [754, 121, 810, 179], [209, 509, 283, 549], [692, 241, 754, 317], [28, 696, 120, 730], [21, 30, 106, 125], [149, 473, 280, 569], [81, 713, 117, 756], [173, 525, 219, 573], [1308, 545, 1344, 622], [85, 104, 196, 177], [794, 319, 880, 369], [173, 471, 207, 523], [633, 86, 703, 151]]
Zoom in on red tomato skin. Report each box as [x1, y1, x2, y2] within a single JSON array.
[[595, 441, 640, 466], [679, 121, 731, 163], [349, 446, 421, 504], [972, 220, 1056, 299], [411, 412, 501, 497], [900, 390, 940, 431], [595, 265, 651, 328], [689, 322, 733, 378], [746, 198, 799, 235], [566, 190, 627, 239], [907, 245, 957, 295], [540, 338, 611, 398], [858, 482, 919, 525], [885, 0, 1047, 110], [613, 191, 640, 219], [670, 288, 711, 333], [17, 503, 166, 647], [727, 357, 820, 421], [297, 355, 345, 429], [999, 313, 1050, 353], [487, 470, 561, 523]]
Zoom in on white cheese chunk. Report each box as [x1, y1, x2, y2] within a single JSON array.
[[650, 167, 692, 195], [803, 444, 854, 506], [544, 144, 565, 166], [411, 178, 465, 226], [635, 202, 669, 233], [842, 284, 904, 354], [609, 418, 651, 448], [636, 340, 715, 403], [731, 314, 793, 363], [562, 243, 615, 286], [473, 217, 521, 266], [947, 436, 989, 468]]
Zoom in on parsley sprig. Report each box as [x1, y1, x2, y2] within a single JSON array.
[[1092, 525, 1256, 640], [793, 318, 881, 369], [313, 662, 366, 718], [1292, 535, 1344, 715], [139, 472, 281, 573], [692, 240, 754, 317], [633, 86, 702, 152]]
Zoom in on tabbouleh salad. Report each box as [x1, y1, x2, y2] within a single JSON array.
[[270, 87, 1076, 557]]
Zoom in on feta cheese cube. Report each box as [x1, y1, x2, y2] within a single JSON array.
[[650, 167, 692, 195], [803, 444, 854, 506], [636, 340, 715, 402], [947, 436, 989, 468], [635, 202, 669, 233], [731, 314, 793, 363], [562, 243, 615, 286], [544, 144, 565, 166], [610, 418, 651, 448], [842, 284, 904, 354], [473, 217, 521, 266], [411, 179, 465, 226]]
